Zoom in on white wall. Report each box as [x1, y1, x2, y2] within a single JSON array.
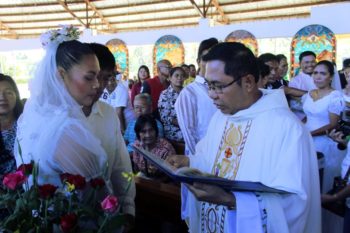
[[0, 2, 349, 50]]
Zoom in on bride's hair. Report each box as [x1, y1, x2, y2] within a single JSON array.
[[56, 40, 95, 71], [29, 28, 96, 109], [316, 60, 334, 76]]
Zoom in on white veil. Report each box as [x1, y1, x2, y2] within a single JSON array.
[[15, 27, 109, 187], [331, 64, 342, 91]]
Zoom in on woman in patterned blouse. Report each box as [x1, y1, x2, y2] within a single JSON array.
[[0, 74, 23, 179], [158, 67, 185, 142], [0, 74, 23, 219], [132, 114, 176, 178]]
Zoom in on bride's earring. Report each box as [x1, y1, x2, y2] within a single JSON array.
[[57, 67, 66, 80]]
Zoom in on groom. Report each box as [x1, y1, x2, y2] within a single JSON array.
[[82, 43, 135, 231]]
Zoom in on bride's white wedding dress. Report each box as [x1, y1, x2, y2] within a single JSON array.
[[14, 41, 110, 189], [303, 90, 345, 233]]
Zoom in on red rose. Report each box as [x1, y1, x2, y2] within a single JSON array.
[[90, 178, 105, 189], [101, 195, 118, 213], [60, 213, 78, 233], [60, 173, 70, 182], [17, 163, 33, 176], [60, 173, 86, 190], [38, 184, 58, 199], [2, 171, 27, 190]]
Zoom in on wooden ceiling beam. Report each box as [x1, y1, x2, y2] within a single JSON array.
[[9, 25, 81, 31], [83, 0, 117, 33], [10, 10, 309, 31], [0, 0, 104, 8], [2, 11, 312, 39], [0, 20, 18, 39], [56, 0, 87, 27], [219, 0, 269, 7], [1, 0, 334, 23], [108, 15, 201, 25], [188, 0, 205, 18], [220, 0, 345, 7], [2, 16, 98, 24], [5, 2, 317, 30], [211, 0, 229, 24], [0, 0, 185, 16], [8, 14, 204, 30], [223, 0, 339, 15], [0, 0, 345, 17], [0, 5, 195, 17], [204, 0, 213, 15], [7, 22, 198, 38], [229, 12, 310, 23], [104, 22, 198, 32]]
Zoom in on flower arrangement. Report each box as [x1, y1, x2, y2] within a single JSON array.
[[0, 161, 134, 232], [40, 25, 81, 49]]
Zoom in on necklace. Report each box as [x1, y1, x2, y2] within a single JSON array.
[[314, 88, 332, 100]]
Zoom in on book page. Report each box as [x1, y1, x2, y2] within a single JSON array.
[[133, 145, 290, 194], [175, 167, 217, 178]]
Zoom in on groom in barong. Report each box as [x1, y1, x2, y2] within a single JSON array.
[[167, 42, 321, 233]]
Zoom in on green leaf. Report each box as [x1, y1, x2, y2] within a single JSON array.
[[104, 214, 125, 232]]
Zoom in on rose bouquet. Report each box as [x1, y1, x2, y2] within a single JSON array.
[[0, 161, 132, 232]]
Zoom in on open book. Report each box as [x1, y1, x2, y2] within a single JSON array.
[[133, 146, 290, 194]]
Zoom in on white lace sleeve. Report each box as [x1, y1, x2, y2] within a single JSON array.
[[328, 91, 345, 115]]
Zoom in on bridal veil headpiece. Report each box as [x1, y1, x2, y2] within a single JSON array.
[[40, 25, 81, 49]]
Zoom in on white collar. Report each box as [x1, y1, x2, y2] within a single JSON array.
[[90, 101, 104, 117], [194, 75, 206, 84]]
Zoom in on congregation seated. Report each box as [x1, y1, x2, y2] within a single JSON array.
[[124, 93, 164, 155], [132, 114, 176, 178]]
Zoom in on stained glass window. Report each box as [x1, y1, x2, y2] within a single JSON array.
[[225, 30, 258, 56], [153, 35, 184, 75], [106, 39, 129, 76], [291, 24, 336, 77]]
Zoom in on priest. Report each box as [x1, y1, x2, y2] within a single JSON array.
[[167, 42, 321, 233]]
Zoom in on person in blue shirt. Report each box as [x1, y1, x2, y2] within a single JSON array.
[[124, 93, 164, 155]]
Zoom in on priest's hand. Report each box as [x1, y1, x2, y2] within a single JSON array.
[[166, 154, 189, 169], [185, 182, 236, 209]]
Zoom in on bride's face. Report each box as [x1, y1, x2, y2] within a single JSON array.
[[62, 54, 100, 106], [312, 64, 332, 89]]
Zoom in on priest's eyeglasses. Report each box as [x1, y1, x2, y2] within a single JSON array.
[[204, 78, 238, 94]]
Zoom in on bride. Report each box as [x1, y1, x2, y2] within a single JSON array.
[[15, 26, 120, 191]]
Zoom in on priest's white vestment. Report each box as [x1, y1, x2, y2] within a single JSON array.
[[183, 89, 321, 233]]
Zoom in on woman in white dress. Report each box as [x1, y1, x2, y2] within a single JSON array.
[[14, 27, 119, 191], [302, 60, 345, 233], [342, 64, 350, 105]]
